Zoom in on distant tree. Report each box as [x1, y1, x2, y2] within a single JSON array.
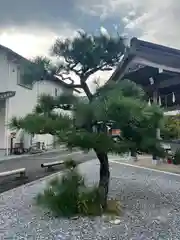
[[10, 30, 164, 209], [161, 115, 180, 140]]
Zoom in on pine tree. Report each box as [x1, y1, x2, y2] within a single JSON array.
[[11, 30, 164, 209]]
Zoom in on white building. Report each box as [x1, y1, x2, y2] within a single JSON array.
[[0, 44, 73, 156]]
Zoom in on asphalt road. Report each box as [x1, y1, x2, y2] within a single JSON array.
[[0, 150, 96, 193]]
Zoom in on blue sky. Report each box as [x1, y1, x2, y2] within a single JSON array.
[[0, 0, 178, 58]]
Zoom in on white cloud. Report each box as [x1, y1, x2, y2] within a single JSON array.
[[122, 17, 130, 24], [0, 31, 53, 58], [79, 0, 180, 49], [0, 24, 77, 58]]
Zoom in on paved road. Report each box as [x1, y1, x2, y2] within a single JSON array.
[[1, 155, 180, 238], [0, 150, 96, 193]]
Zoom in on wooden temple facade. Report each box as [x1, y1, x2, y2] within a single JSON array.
[[109, 37, 180, 110]]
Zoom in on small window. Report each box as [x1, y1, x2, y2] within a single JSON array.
[[55, 88, 58, 96], [17, 66, 32, 89]]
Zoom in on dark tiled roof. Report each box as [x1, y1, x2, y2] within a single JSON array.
[[109, 38, 180, 83], [107, 38, 180, 108], [130, 38, 180, 69]]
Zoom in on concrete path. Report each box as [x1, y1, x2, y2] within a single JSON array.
[[1, 154, 180, 239]]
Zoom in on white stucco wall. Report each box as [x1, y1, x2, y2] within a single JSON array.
[[0, 100, 5, 149], [0, 50, 9, 149], [0, 48, 72, 150], [0, 50, 9, 92], [7, 80, 63, 148]]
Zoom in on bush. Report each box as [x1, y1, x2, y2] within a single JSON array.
[[64, 158, 77, 169], [36, 161, 103, 217], [173, 148, 180, 165]]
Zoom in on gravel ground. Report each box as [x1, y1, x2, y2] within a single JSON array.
[[0, 150, 96, 194], [1, 158, 180, 239]]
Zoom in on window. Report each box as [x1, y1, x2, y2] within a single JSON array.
[[55, 88, 58, 96], [17, 66, 32, 89]]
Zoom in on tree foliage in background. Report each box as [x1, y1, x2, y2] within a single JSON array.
[[161, 115, 180, 140], [10, 30, 165, 209]]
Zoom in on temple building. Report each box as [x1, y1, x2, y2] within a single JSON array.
[[108, 37, 180, 111]]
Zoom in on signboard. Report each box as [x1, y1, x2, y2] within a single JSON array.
[[0, 91, 16, 100], [111, 129, 121, 136]]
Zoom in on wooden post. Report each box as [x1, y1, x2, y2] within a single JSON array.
[[152, 89, 160, 165]]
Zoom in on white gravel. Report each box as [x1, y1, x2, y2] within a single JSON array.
[[1, 159, 180, 239]]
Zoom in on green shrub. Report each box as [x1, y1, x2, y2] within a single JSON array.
[[173, 148, 180, 165], [64, 158, 77, 169], [36, 165, 103, 217]]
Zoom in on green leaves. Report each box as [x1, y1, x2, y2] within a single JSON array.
[[95, 80, 145, 100], [35, 94, 55, 114], [10, 25, 165, 158], [161, 114, 180, 140], [90, 80, 164, 155], [36, 165, 103, 217], [63, 130, 130, 154], [51, 32, 125, 75], [19, 29, 125, 97], [10, 79, 165, 156], [10, 113, 72, 135]]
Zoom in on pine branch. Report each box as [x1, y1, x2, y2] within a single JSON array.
[[57, 74, 74, 84], [56, 72, 82, 89], [10, 113, 73, 135], [35, 94, 80, 114], [84, 63, 113, 80], [66, 61, 82, 76]]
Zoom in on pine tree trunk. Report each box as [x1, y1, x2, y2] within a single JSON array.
[[95, 150, 110, 209]]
